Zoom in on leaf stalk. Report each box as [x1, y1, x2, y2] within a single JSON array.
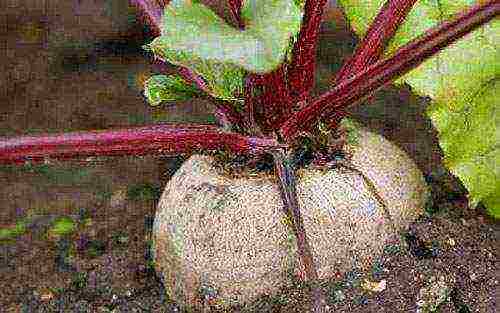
[[334, 0, 418, 83], [130, 0, 165, 36], [272, 149, 328, 313], [0, 124, 284, 165], [288, 0, 329, 103], [279, 0, 499, 141], [328, 0, 418, 130]]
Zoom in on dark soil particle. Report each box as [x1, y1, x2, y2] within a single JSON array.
[[404, 231, 438, 260]]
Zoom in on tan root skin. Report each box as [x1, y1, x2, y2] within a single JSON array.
[[153, 123, 429, 310]]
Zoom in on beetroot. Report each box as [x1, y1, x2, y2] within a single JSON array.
[[153, 120, 429, 309]]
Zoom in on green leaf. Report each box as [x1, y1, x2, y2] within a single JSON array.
[[0, 220, 28, 241], [145, 0, 302, 100], [49, 216, 76, 236], [144, 74, 201, 106], [339, 0, 499, 217], [293, 0, 306, 9]]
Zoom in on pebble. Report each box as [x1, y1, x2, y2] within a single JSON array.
[[469, 273, 477, 282], [356, 296, 368, 305], [110, 188, 127, 208], [40, 290, 54, 301], [361, 279, 387, 292], [416, 275, 454, 313], [333, 290, 346, 302]]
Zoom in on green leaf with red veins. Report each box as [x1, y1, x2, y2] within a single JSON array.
[[145, 0, 302, 101], [339, 0, 499, 218], [144, 74, 202, 106]]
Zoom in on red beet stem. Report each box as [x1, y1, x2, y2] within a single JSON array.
[[287, 0, 329, 103], [250, 0, 328, 133], [0, 124, 284, 165], [211, 99, 251, 131], [247, 66, 293, 133], [130, 0, 166, 36], [272, 149, 328, 312], [279, 0, 499, 141], [334, 0, 418, 83], [176, 66, 211, 94], [228, 0, 244, 29], [328, 0, 417, 130]]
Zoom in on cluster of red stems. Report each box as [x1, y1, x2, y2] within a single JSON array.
[[0, 0, 497, 165]]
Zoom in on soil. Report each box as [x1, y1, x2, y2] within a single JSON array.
[[0, 1, 498, 312]]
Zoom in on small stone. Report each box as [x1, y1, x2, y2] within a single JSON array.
[[416, 275, 453, 313], [110, 188, 127, 208], [8, 304, 21, 311], [355, 295, 368, 305], [40, 290, 54, 301], [166, 304, 180, 312], [114, 233, 129, 245], [333, 290, 346, 302], [384, 243, 401, 255], [361, 279, 387, 292], [469, 273, 477, 282]]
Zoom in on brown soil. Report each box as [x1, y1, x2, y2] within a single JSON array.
[[1, 1, 498, 312], [1, 171, 498, 313]]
